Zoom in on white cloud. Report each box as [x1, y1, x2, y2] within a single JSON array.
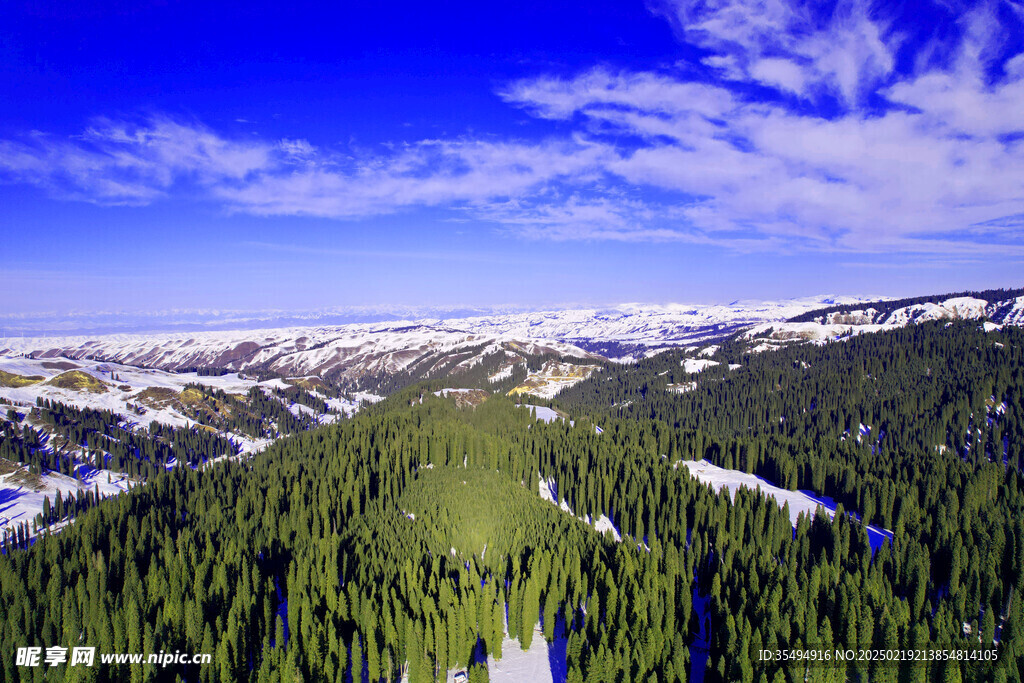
[[474, 195, 679, 242], [501, 69, 736, 120], [0, 117, 271, 204], [749, 58, 808, 94], [498, 0, 1024, 254], [0, 118, 614, 217], [1, 1, 1022, 256], [650, 0, 897, 105], [214, 138, 615, 218], [277, 138, 318, 163]]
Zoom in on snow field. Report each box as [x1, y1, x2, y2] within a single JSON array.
[[1, 464, 135, 543], [682, 358, 720, 373]]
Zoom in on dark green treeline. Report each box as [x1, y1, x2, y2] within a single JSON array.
[[1, 320, 1022, 682]]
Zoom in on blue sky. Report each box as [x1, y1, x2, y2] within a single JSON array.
[[2, 0, 1023, 318]]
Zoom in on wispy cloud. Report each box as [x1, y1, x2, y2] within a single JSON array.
[[0, 118, 615, 219], [0, 117, 271, 204], [648, 0, 897, 106], [215, 138, 614, 219], [501, 0, 1024, 254], [1, 0, 1023, 256], [241, 240, 550, 265]]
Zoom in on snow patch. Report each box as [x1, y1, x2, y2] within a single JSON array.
[[518, 405, 562, 424], [679, 459, 892, 550], [538, 476, 557, 505], [682, 358, 720, 373], [594, 514, 622, 542], [487, 365, 516, 383], [1, 464, 136, 542], [486, 627, 552, 683]]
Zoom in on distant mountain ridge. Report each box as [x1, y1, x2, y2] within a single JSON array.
[[0, 297, 866, 381], [0, 322, 600, 395], [5, 290, 1021, 392], [1, 297, 870, 337], [741, 288, 1024, 351], [0, 305, 535, 337], [788, 287, 1024, 325]]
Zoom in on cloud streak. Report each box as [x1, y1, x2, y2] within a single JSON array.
[[0, 118, 272, 204], [0, 118, 619, 222], [500, 0, 1024, 254], [241, 240, 553, 265], [1, 0, 1023, 255]]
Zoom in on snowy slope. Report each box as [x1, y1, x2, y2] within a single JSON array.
[[0, 464, 135, 542], [0, 355, 357, 451], [682, 358, 720, 373], [521, 405, 564, 423], [679, 459, 892, 550], [0, 355, 386, 546], [753, 294, 1024, 346], [486, 628, 553, 683], [0, 323, 599, 382], [440, 296, 872, 349]]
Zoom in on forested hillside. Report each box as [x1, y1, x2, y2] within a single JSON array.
[[1, 320, 1022, 682]]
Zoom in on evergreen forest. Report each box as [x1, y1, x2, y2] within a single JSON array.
[[1, 319, 1022, 682]]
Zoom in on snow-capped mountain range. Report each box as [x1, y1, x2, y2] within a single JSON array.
[[0, 296, 871, 338], [433, 297, 874, 351], [2, 292, 1022, 386], [1, 324, 599, 384], [0, 296, 866, 378], [745, 294, 1024, 349]]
